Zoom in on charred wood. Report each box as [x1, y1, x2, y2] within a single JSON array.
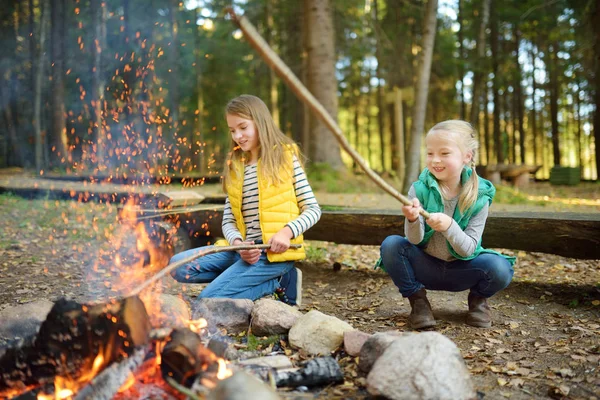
[[0, 296, 150, 395]]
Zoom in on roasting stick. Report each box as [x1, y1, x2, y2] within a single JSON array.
[[128, 243, 302, 297], [226, 8, 430, 219]]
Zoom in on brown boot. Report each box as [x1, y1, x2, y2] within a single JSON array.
[[407, 289, 436, 329], [466, 293, 492, 328]]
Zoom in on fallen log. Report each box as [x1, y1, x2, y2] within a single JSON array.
[[152, 205, 600, 260], [0, 296, 151, 396]]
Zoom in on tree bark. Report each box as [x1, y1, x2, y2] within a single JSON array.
[[195, 6, 206, 175], [304, 0, 343, 168], [91, 0, 107, 166], [34, 0, 49, 172], [530, 44, 538, 168], [469, 0, 491, 128], [265, 0, 280, 125], [490, 2, 503, 164], [373, 0, 386, 172], [50, 0, 68, 166], [548, 41, 561, 166], [403, 0, 438, 192], [457, 0, 465, 120], [592, 0, 600, 179], [169, 0, 180, 137]]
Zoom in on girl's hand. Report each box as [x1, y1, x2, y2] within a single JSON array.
[[425, 213, 452, 232], [402, 198, 422, 222], [234, 239, 261, 264], [268, 226, 293, 254]]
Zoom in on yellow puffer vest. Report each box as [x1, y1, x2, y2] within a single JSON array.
[[225, 149, 305, 262]]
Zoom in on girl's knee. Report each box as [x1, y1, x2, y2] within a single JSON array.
[[381, 235, 410, 254], [487, 257, 514, 288], [171, 265, 193, 282]]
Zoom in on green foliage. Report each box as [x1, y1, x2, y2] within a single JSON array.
[[494, 185, 546, 206], [305, 245, 328, 264], [245, 333, 280, 351]]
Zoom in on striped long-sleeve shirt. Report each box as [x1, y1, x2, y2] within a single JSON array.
[[222, 156, 322, 244]]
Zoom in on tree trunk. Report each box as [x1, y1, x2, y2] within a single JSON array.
[[530, 44, 538, 168], [91, 0, 106, 166], [304, 0, 343, 168], [490, 2, 503, 164], [403, 0, 438, 193], [373, 0, 386, 172], [484, 86, 491, 165], [548, 41, 561, 166], [265, 0, 280, 125], [50, 0, 68, 166], [593, 0, 600, 179], [284, 1, 305, 146], [34, 0, 49, 172], [195, 6, 206, 175], [169, 0, 179, 137], [515, 28, 525, 165], [457, 0, 465, 119], [469, 0, 491, 128]]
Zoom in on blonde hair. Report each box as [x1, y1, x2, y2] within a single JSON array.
[[426, 120, 479, 214], [222, 94, 301, 193]]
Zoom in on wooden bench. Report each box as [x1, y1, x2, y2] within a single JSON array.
[[479, 164, 541, 187], [136, 204, 600, 260]]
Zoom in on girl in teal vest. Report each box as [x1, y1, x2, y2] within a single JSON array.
[[170, 95, 321, 305], [379, 120, 515, 329]]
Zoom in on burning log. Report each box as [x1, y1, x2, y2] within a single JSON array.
[[0, 296, 151, 396], [160, 328, 223, 387], [73, 347, 147, 400]]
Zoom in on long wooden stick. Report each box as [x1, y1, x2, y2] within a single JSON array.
[[129, 243, 302, 296], [226, 8, 430, 219]]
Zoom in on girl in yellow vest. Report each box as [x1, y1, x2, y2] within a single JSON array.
[[170, 95, 321, 305]]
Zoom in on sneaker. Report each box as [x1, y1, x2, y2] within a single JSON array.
[[276, 267, 302, 306]]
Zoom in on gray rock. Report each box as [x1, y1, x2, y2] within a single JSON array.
[[192, 298, 254, 334], [288, 310, 354, 355], [0, 300, 54, 341], [237, 355, 293, 369], [343, 330, 371, 357], [359, 331, 411, 373], [207, 370, 280, 400], [148, 294, 190, 328], [366, 332, 476, 400], [250, 299, 303, 336]]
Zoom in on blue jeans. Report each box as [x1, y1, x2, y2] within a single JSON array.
[[380, 235, 514, 298], [170, 246, 294, 300]]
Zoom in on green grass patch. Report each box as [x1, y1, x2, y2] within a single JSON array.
[[245, 334, 281, 351], [494, 185, 547, 206], [305, 245, 328, 263]]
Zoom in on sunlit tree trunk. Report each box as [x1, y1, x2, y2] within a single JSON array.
[[515, 27, 525, 164], [530, 43, 538, 168], [547, 41, 561, 166], [373, 0, 386, 172], [403, 0, 438, 193], [592, 0, 600, 179], [169, 0, 179, 136], [469, 0, 490, 128], [304, 0, 343, 168]]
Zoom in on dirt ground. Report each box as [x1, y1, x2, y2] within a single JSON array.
[[0, 182, 599, 399]]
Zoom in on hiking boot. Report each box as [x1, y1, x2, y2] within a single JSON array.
[[407, 289, 436, 329], [466, 293, 492, 328], [276, 267, 302, 306]]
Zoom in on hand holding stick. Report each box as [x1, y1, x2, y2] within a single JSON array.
[[129, 243, 302, 296]]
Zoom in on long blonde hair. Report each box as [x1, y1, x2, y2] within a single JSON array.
[[426, 120, 479, 214], [222, 94, 300, 193]]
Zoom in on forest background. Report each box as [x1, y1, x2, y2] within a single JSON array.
[[0, 0, 598, 191]]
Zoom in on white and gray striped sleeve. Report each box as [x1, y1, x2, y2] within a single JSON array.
[[222, 196, 243, 244], [286, 156, 322, 238]]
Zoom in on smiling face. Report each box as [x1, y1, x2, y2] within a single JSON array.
[[425, 130, 472, 188], [227, 113, 260, 163]]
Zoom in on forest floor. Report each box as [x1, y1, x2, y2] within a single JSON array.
[[0, 173, 599, 399]]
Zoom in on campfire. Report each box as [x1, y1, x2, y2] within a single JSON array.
[[0, 198, 342, 399]]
